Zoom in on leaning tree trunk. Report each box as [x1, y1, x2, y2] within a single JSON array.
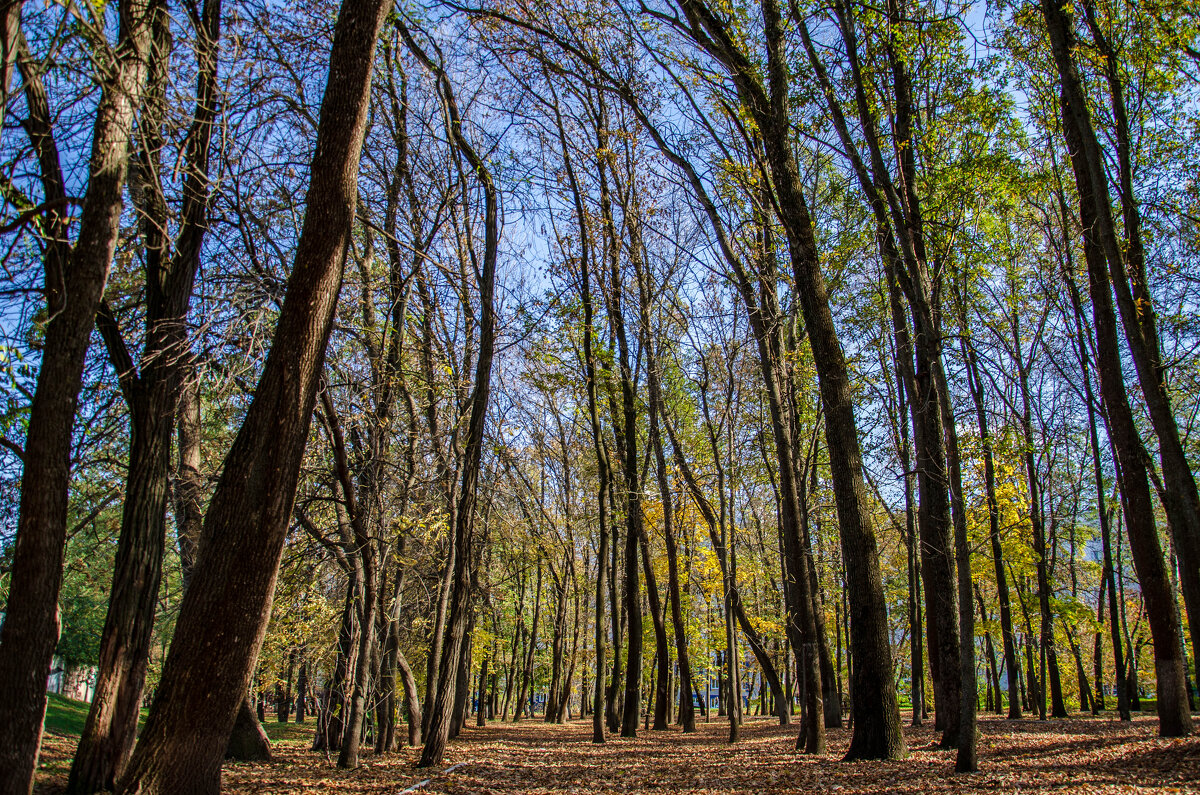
[[1062, 264, 1130, 721], [0, 4, 157, 790], [592, 120, 645, 741], [405, 18, 499, 766], [1078, 0, 1200, 692], [113, 2, 393, 790], [760, 0, 904, 759], [69, 3, 221, 788], [1041, 0, 1192, 738]]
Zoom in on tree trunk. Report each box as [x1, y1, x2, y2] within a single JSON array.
[[73, 0, 221, 780], [1078, 0, 1200, 695], [113, 2, 392, 789], [279, 649, 295, 723], [0, 4, 157, 789], [1041, 0, 1192, 736], [1059, 235, 1131, 723], [799, 462, 841, 729], [296, 658, 308, 724], [959, 324, 1021, 720], [224, 697, 271, 762], [551, 97, 613, 744], [514, 566, 543, 723], [396, 19, 498, 767]]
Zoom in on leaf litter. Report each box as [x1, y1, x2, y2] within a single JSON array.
[[33, 713, 1200, 793]]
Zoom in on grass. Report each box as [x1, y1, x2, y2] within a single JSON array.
[[43, 692, 314, 745], [43, 692, 153, 739], [263, 718, 316, 746], [44, 693, 90, 737]]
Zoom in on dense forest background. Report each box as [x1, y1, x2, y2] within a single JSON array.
[[0, 0, 1198, 791]]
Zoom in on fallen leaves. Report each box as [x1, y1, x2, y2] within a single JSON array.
[[33, 713, 1200, 793]]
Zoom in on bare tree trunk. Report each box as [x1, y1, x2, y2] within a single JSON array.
[[296, 656, 308, 724], [0, 0, 23, 140], [1040, 0, 1192, 736], [797, 459, 841, 729], [394, 18, 498, 768], [1078, 0, 1200, 694], [958, 318, 1021, 720], [0, 4, 158, 788], [224, 697, 271, 763], [652, 406, 695, 732], [72, 7, 223, 784], [114, 2, 393, 789]]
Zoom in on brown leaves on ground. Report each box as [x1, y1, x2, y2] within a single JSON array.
[[35, 714, 1200, 793]]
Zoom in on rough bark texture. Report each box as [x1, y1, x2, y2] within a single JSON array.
[[0, 5, 157, 790], [404, 18, 499, 765], [224, 697, 272, 762], [1040, 0, 1192, 737], [69, 3, 221, 788], [113, 2, 393, 790], [1077, 0, 1200, 698]]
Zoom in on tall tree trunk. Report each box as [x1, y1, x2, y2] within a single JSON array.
[[317, 386, 379, 770], [1057, 193, 1131, 723], [806, 0, 958, 746], [546, 572, 567, 723], [316, 568, 359, 753], [651, 400, 696, 732], [280, 649, 295, 722], [798, 459, 842, 729], [0, 5, 158, 789], [551, 95, 613, 743], [606, 0, 903, 757], [1041, 0, 1192, 736], [959, 320, 1021, 720], [1078, 1, 1200, 693], [114, 2, 393, 789], [637, 524, 671, 731], [513, 567, 543, 723], [404, 19, 499, 766], [72, 1, 221, 782], [1010, 321, 1068, 720], [296, 656, 309, 724], [592, 121, 646, 740]]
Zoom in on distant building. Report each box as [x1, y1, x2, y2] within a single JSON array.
[[47, 656, 96, 703]]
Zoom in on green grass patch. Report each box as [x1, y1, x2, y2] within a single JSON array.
[[44, 692, 152, 739], [44, 693, 90, 737], [264, 718, 316, 745], [44, 693, 312, 747]]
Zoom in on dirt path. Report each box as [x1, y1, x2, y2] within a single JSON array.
[[36, 714, 1200, 793]]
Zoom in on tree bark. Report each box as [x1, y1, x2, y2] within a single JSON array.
[[403, 16, 499, 766], [958, 315, 1021, 720], [1041, 0, 1192, 737], [114, 2, 393, 789], [70, 6, 221, 786], [224, 697, 271, 763], [0, 5, 158, 790], [1077, 0, 1200, 693]]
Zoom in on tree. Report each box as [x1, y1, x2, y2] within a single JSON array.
[[113, 0, 395, 789]]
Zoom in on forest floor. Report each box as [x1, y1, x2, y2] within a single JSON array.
[[34, 710, 1200, 793]]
